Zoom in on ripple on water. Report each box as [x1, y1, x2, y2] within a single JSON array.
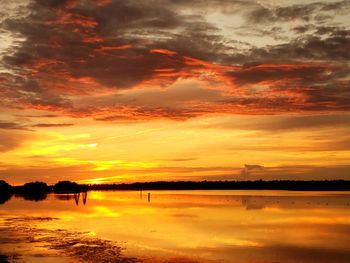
[[0, 216, 138, 263]]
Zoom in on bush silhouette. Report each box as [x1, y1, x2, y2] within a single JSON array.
[[54, 181, 80, 192], [0, 180, 12, 192], [22, 181, 48, 193], [0, 181, 13, 205]]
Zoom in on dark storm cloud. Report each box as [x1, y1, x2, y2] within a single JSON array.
[[1, 0, 216, 88], [242, 1, 350, 63], [227, 64, 333, 85], [0, 0, 349, 119], [248, 31, 350, 62], [0, 73, 73, 112], [247, 0, 350, 24]]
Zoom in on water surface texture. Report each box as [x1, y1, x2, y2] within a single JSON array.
[[1, 190, 350, 263]]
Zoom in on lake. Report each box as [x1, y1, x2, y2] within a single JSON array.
[[1, 190, 350, 263]]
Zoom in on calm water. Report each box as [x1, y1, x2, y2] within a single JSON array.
[[0, 190, 350, 263]]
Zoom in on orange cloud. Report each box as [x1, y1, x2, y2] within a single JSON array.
[[1, 0, 348, 122], [96, 44, 133, 52], [150, 49, 177, 56], [50, 12, 98, 28]]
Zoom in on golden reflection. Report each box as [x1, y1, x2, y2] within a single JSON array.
[[92, 206, 122, 217], [0, 191, 350, 263]]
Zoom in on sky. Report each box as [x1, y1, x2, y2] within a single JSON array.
[[0, 0, 349, 185]]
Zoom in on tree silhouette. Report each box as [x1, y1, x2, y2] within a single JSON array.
[[22, 181, 48, 193], [0, 180, 11, 192], [0, 180, 12, 205], [54, 181, 81, 192]]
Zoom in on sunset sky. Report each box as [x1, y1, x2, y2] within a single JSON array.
[[0, 0, 349, 185]]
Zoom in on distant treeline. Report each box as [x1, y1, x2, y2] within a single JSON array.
[[1, 180, 350, 200], [89, 180, 350, 191]]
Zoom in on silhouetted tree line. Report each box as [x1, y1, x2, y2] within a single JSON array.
[[14, 181, 49, 201], [88, 180, 350, 191], [0, 180, 12, 205], [0, 180, 88, 203], [53, 181, 86, 192], [1, 179, 350, 203]]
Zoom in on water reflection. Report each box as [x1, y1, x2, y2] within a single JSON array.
[[74, 191, 88, 205], [0, 190, 350, 263], [240, 194, 350, 210], [0, 191, 89, 206], [3, 190, 350, 209], [53, 192, 88, 205], [14, 192, 48, 202], [0, 192, 11, 205]]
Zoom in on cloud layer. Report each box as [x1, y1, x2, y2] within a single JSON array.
[[0, 0, 349, 121]]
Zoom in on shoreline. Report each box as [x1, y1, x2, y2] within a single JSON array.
[[7, 180, 350, 192], [0, 216, 138, 263]]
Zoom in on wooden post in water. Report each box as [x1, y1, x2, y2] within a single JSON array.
[[74, 192, 80, 205], [82, 191, 87, 205], [148, 192, 150, 203]]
